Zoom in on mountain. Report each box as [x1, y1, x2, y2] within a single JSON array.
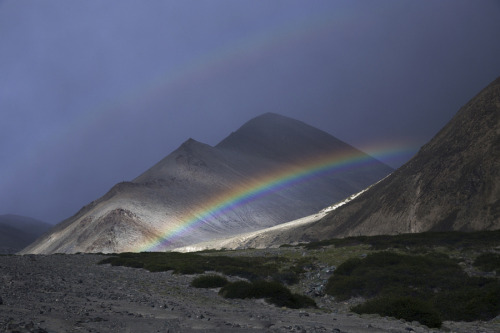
[[171, 187, 372, 252], [217, 112, 355, 163], [197, 76, 500, 249], [21, 113, 392, 254], [304, 76, 500, 237], [0, 215, 51, 254]]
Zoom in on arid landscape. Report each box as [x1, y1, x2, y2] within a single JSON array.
[[2, 77, 499, 333], [2, 3, 500, 332], [1, 77, 498, 332], [2, 231, 499, 333]]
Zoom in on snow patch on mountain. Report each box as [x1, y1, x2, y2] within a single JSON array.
[[172, 180, 385, 253]]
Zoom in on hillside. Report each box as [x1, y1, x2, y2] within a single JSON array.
[[302, 76, 500, 238], [197, 76, 500, 250], [21, 113, 391, 254], [0, 214, 51, 254]]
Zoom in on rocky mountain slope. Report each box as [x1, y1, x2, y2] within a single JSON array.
[[21, 113, 392, 254], [302, 76, 500, 238], [0, 214, 51, 254], [200, 76, 500, 250]]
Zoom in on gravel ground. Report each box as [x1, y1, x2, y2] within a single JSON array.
[[0, 254, 498, 333]]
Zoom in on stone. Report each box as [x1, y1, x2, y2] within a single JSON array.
[[1, 251, 498, 333]]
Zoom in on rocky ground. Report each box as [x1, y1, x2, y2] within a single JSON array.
[[0, 254, 498, 333]]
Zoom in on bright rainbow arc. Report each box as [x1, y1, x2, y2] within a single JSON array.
[[7, 7, 380, 214], [137, 145, 416, 252]]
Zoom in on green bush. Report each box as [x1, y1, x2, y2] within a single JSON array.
[[325, 251, 500, 325], [191, 274, 228, 288], [432, 278, 500, 322], [250, 280, 290, 299], [473, 252, 500, 275], [122, 260, 144, 268], [219, 280, 316, 309], [305, 230, 500, 251], [99, 252, 286, 281], [325, 252, 466, 300], [324, 275, 365, 301], [285, 293, 317, 309], [219, 281, 254, 299], [332, 257, 362, 276], [272, 270, 299, 285], [352, 296, 442, 328]]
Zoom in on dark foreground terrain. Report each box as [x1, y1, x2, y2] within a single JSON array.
[[1, 234, 499, 333]]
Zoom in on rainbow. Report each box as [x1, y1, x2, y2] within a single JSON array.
[[5, 4, 418, 231], [137, 144, 416, 252], [12, 6, 359, 176]]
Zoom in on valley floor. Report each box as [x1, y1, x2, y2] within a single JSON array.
[[0, 254, 498, 333]]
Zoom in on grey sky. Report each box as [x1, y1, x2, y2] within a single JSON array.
[[1, 1, 500, 223]]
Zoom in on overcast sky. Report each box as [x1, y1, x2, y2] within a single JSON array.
[[1, 1, 500, 224]]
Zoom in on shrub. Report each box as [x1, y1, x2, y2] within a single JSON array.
[[272, 270, 299, 285], [285, 293, 317, 309], [325, 251, 500, 325], [219, 281, 254, 299], [251, 280, 290, 299], [324, 275, 365, 301], [292, 257, 317, 272], [473, 252, 500, 275], [432, 278, 500, 322], [304, 230, 500, 251], [219, 280, 316, 309], [191, 274, 228, 288], [325, 252, 466, 300], [332, 257, 362, 276], [122, 260, 144, 268], [352, 296, 442, 328], [99, 252, 287, 281]]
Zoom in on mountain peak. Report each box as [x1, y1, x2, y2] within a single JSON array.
[[22, 112, 393, 254], [229, 112, 314, 133], [180, 137, 201, 146], [247, 112, 295, 123], [178, 138, 210, 152], [132, 138, 215, 183], [216, 113, 362, 163], [278, 76, 500, 241]]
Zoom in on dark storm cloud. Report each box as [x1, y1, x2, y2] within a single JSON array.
[[1, 0, 500, 223]]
